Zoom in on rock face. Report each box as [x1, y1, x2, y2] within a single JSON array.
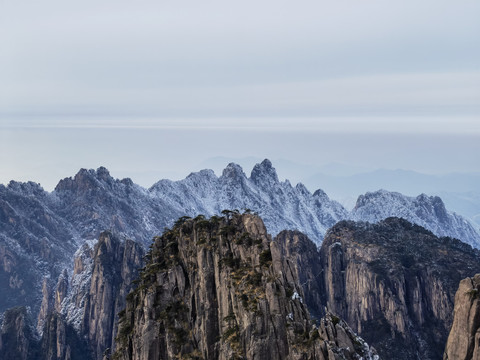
[[0, 306, 39, 360], [113, 213, 378, 360], [320, 217, 480, 360], [318, 313, 379, 360], [53, 167, 174, 244], [444, 274, 480, 360], [60, 231, 144, 360], [40, 312, 88, 360], [274, 230, 325, 319], [0, 307, 89, 360], [0, 232, 143, 360], [351, 190, 480, 248]]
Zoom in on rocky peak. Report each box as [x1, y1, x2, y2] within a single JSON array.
[[95, 167, 111, 182], [351, 189, 480, 248], [0, 306, 39, 360], [414, 194, 449, 223], [313, 188, 328, 199], [119, 178, 133, 187], [353, 189, 404, 209], [250, 159, 279, 187], [318, 313, 379, 360], [7, 181, 45, 197], [54, 167, 114, 193], [320, 217, 480, 359], [187, 169, 217, 181], [295, 183, 311, 196], [62, 231, 144, 360], [444, 274, 480, 360], [113, 213, 377, 360], [184, 169, 218, 189], [221, 162, 247, 181]]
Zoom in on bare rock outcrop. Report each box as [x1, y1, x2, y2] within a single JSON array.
[[274, 230, 325, 319], [0, 306, 39, 360], [320, 217, 480, 359], [113, 213, 378, 360], [40, 312, 89, 360], [444, 274, 480, 360], [318, 313, 379, 360], [70, 231, 144, 360], [37, 231, 144, 360]]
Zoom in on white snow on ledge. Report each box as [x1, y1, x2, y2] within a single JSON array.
[[291, 291, 303, 303]]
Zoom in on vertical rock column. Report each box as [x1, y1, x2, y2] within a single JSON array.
[[444, 274, 480, 360]]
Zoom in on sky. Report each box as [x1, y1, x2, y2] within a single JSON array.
[[0, 0, 479, 191]]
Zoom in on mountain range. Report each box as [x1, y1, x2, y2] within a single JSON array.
[[1, 159, 480, 359], [1, 159, 479, 317], [200, 156, 480, 227]]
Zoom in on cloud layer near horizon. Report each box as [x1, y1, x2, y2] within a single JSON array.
[[1, 0, 479, 118], [1, 1, 479, 190]]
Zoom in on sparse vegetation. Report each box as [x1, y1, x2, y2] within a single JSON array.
[[221, 252, 241, 269], [466, 288, 479, 299], [285, 287, 294, 298], [331, 314, 340, 326], [259, 249, 272, 266], [220, 225, 237, 237]]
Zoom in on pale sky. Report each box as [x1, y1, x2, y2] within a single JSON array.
[[0, 0, 479, 191]]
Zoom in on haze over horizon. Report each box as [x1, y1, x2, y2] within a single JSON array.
[[1, 0, 479, 194]]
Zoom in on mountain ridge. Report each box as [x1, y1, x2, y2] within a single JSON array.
[[1, 159, 479, 322]]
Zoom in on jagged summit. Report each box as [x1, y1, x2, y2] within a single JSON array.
[[351, 189, 480, 248], [54, 166, 136, 194], [320, 216, 480, 359], [113, 213, 378, 360], [186, 168, 217, 180], [250, 158, 279, 186], [150, 159, 347, 244], [95, 166, 111, 181], [55, 167, 110, 192], [6, 180, 45, 196], [221, 162, 247, 180]]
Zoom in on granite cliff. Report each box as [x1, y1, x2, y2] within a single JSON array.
[[319, 218, 480, 359], [0, 306, 39, 360], [35, 231, 144, 360], [444, 274, 480, 360], [3, 213, 480, 359], [113, 213, 378, 360]]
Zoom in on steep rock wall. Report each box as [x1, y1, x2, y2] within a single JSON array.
[[320, 218, 480, 359], [113, 213, 378, 360], [444, 274, 480, 360]]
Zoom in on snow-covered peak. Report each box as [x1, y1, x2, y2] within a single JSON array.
[[185, 169, 218, 185], [250, 159, 279, 187], [313, 188, 329, 200], [295, 183, 311, 196], [7, 180, 45, 196], [95, 166, 111, 181], [351, 189, 480, 248], [221, 162, 247, 180], [414, 194, 449, 222]]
